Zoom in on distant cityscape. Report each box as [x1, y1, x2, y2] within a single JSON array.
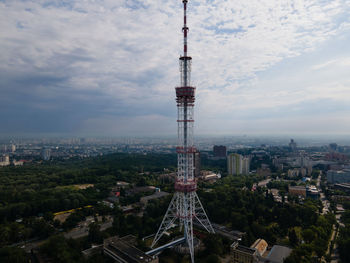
[[2, 135, 350, 163], [3, 136, 350, 204]]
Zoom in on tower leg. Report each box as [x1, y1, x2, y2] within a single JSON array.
[[151, 193, 178, 248], [193, 192, 215, 233], [184, 192, 195, 263]]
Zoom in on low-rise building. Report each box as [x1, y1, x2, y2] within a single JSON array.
[[231, 239, 292, 263], [104, 235, 158, 263], [250, 239, 268, 257], [126, 186, 156, 196], [288, 186, 306, 197], [200, 171, 221, 182], [0, 155, 10, 166], [140, 191, 169, 205], [12, 159, 24, 166], [327, 169, 350, 184], [231, 242, 259, 263], [306, 185, 319, 200]]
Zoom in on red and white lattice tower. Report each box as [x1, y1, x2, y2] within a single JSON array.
[[151, 1, 214, 262]]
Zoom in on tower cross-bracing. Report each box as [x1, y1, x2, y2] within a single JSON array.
[[151, 1, 214, 262]]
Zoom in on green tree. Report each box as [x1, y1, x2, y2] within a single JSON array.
[[88, 223, 102, 244], [40, 235, 82, 263], [203, 234, 224, 255], [44, 211, 54, 222], [0, 247, 27, 263], [205, 254, 220, 263], [302, 228, 315, 243], [288, 228, 299, 247], [338, 226, 350, 262]]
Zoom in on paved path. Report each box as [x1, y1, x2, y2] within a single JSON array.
[[64, 221, 113, 239]]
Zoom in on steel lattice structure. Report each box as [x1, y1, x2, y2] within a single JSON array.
[[151, 1, 214, 262]]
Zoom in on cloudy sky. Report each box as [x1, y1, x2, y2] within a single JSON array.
[[1, 0, 350, 137]]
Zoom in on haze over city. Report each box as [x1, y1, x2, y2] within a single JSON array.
[[1, 0, 350, 136]]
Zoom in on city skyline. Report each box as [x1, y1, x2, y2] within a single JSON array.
[[1, 0, 350, 136]]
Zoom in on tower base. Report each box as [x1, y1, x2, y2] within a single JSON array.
[[151, 191, 214, 263]]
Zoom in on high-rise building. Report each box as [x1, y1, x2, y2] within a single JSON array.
[[41, 148, 51, 161], [228, 154, 242, 175], [1, 145, 7, 153], [11, 144, 16, 153], [228, 154, 250, 175], [193, 150, 201, 178], [289, 139, 297, 151], [242, 157, 250, 175], [329, 143, 338, 152], [213, 145, 227, 158]]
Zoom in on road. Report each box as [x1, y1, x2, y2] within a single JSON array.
[[64, 221, 113, 239], [329, 213, 342, 263], [326, 225, 336, 256], [330, 229, 340, 263], [317, 175, 330, 215], [318, 173, 340, 263]]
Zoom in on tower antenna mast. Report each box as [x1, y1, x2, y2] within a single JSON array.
[[151, 1, 214, 262]]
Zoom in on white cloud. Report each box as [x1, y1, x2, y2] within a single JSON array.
[[312, 57, 350, 70]]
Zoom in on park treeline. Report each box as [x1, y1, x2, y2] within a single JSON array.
[[198, 176, 336, 262], [0, 153, 176, 248], [0, 153, 177, 222]]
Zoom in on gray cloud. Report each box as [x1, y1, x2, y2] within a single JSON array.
[[0, 0, 350, 135]]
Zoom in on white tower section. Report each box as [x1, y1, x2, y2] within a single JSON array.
[[151, 1, 214, 262]]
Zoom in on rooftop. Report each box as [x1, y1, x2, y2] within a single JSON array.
[[236, 245, 257, 255], [289, 186, 305, 190], [267, 245, 292, 263], [231, 242, 257, 255], [250, 238, 268, 256], [104, 236, 156, 263], [140, 191, 169, 203]]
